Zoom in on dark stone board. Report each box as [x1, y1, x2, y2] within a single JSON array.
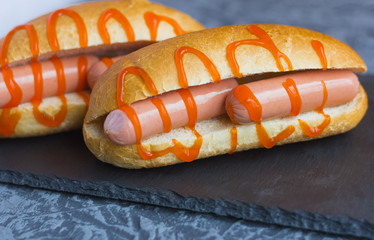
[[0, 76, 373, 239]]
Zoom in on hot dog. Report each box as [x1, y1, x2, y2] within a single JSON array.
[[0, 55, 99, 107], [104, 78, 238, 145], [87, 56, 123, 89], [225, 70, 359, 124], [0, 0, 204, 137], [83, 24, 367, 169]]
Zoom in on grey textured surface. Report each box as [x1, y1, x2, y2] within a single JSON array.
[[1, 0, 373, 239], [0, 183, 353, 240]]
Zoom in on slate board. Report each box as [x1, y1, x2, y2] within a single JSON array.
[[0, 75, 373, 239]]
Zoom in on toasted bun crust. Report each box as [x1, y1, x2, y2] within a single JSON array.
[[86, 24, 366, 122], [1, 92, 88, 138], [83, 86, 367, 169], [83, 24, 368, 168], [0, 0, 204, 137], [0, 0, 204, 67]]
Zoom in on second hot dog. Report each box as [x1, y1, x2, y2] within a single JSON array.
[[0, 55, 99, 108], [87, 56, 124, 89]]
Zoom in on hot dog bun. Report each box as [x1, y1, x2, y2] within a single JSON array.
[[2, 92, 89, 137], [2, 0, 204, 68], [0, 0, 204, 138], [83, 24, 367, 169]]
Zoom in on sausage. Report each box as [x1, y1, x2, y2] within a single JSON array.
[[104, 78, 238, 145], [225, 70, 359, 124], [87, 56, 123, 88], [0, 55, 99, 108]]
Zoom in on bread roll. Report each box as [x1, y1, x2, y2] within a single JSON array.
[[0, 0, 204, 137], [83, 24, 367, 168]]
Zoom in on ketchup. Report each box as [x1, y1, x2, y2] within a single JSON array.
[[298, 80, 331, 137], [0, 25, 38, 135], [30, 59, 67, 127], [175, 46, 221, 88], [311, 40, 327, 70], [47, 9, 88, 51], [151, 98, 172, 133], [226, 25, 293, 78], [144, 11, 186, 41], [100, 57, 114, 68], [228, 126, 237, 154], [98, 8, 135, 44], [114, 26, 334, 162], [117, 70, 202, 162], [282, 78, 302, 116], [0, 8, 191, 137]]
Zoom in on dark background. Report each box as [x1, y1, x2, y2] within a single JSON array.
[[1, 0, 373, 239]]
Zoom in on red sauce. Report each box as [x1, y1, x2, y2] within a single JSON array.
[[77, 56, 88, 91], [116, 66, 158, 107], [299, 113, 330, 138], [144, 11, 186, 41], [0, 24, 39, 135], [116, 64, 204, 161], [118, 90, 202, 162], [98, 8, 135, 44], [119, 104, 142, 142], [317, 80, 328, 112], [137, 127, 202, 162], [226, 102, 239, 124], [78, 92, 90, 105], [177, 88, 197, 128], [112, 25, 334, 160], [151, 98, 172, 133], [232, 84, 262, 122], [282, 78, 302, 116], [0, 108, 21, 136], [229, 127, 237, 154], [101, 57, 114, 68], [226, 25, 293, 78], [0, 24, 38, 67], [233, 82, 296, 148], [298, 80, 330, 137], [175, 46, 221, 88], [256, 123, 295, 149], [30, 59, 67, 127], [1, 67, 22, 108], [0, 19, 92, 135], [0, 8, 187, 136], [311, 40, 327, 70], [47, 9, 88, 51]]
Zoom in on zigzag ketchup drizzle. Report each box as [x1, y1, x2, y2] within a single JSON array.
[[116, 66, 203, 162], [298, 80, 331, 137], [108, 25, 357, 161], [0, 24, 39, 136], [98, 8, 135, 44], [100, 57, 115, 68], [311, 40, 327, 70], [226, 25, 293, 78], [231, 84, 295, 149], [144, 11, 186, 41], [151, 98, 172, 133], [47, 9, 88, 51], [0, 6, 186, 136], [282, 78, 302, 116], [228, 127, 237, 154], [175, 46, 220, 88], [226, 68, 360, 149]]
